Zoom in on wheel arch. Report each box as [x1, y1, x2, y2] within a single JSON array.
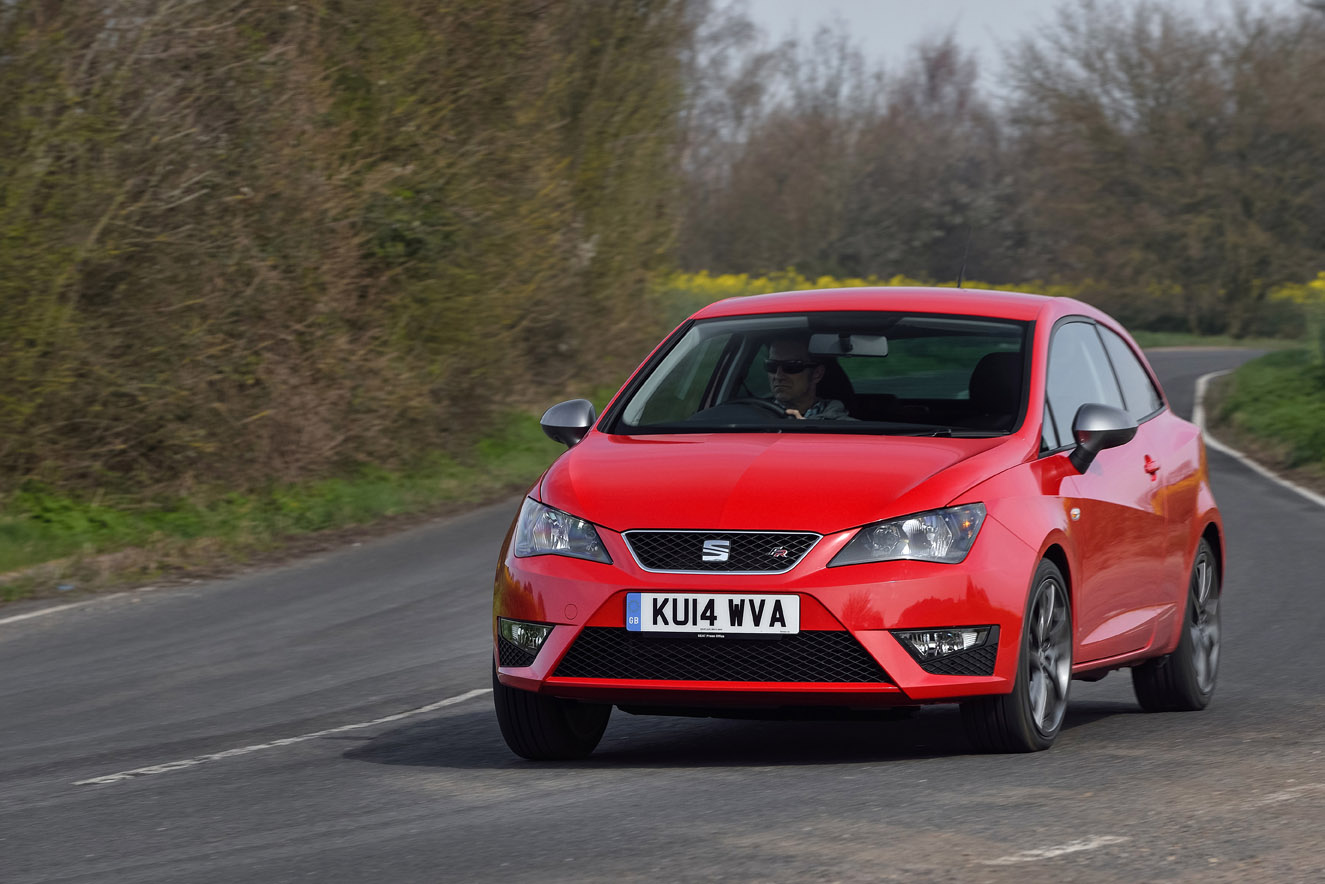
[[1201, 521, 1223, 583], [1041, 542, 1072, 609]]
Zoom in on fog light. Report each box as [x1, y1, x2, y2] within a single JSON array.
[[893, 627, 993, 661], [498, 618, 554, 655]]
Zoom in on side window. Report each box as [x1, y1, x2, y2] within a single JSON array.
[[1045, 321, 1124, 446], [1098, 326, 1163, 420]]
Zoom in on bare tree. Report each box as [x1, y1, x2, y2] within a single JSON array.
[[841, 36, 1015, 282], [1004, 0, 1325, 334], [678, 19, 1016, 282]]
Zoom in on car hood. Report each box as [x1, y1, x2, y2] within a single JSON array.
[[539, 431, 1026, 534]]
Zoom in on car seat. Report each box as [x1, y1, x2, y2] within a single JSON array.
[[967, 352, 1023, 430], [815, 358, 858, 416]]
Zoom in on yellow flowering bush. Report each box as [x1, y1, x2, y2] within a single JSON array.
[[659, 271, 1319, 344], [656, 271, 1088, 323], [1270, 272, 1325, 359], [1270, 272, 1325, 306]]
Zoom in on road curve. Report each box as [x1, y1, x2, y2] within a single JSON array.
[[2, 348, 1323, 883]]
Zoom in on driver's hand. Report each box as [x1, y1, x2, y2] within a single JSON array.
[[784, 408, 806, 420]]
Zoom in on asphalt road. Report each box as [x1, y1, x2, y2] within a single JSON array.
[[3, 348, 1323, 883]]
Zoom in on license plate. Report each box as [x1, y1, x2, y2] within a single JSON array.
[[625, 592, 800, 635]]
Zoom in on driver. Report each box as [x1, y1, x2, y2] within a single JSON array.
[[765, 337, 854, 420]]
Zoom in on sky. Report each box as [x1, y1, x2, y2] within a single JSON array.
[[743, 0, 1307, 82]]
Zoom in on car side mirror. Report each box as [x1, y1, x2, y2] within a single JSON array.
[[1068, 403, 1137, 472], [540, 399, 596, 448]]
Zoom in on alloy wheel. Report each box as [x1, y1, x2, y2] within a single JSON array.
[[1189, 549, 1220, 695], [1027, 575, 1072, 736]]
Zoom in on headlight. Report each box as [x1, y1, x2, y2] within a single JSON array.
[[512, 498, 612, 564], [830, 503, 986, 566]]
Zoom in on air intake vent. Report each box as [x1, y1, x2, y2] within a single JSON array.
[[916, 643, 998, 676], [497, 636, 538, 668], [554, 628, 889, 683]]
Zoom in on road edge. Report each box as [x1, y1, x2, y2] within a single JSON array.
[[0, 495, 523, 628], [1194, 369, 1325, 510]]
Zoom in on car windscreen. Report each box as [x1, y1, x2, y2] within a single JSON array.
[[607, 311, 1031, 435]]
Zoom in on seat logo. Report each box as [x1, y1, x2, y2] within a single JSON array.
[[702, 539, 730, 562]]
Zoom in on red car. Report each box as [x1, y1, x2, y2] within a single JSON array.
[[492, 288, 1223, 757]]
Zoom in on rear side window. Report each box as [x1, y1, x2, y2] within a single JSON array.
[[1098, 326, 1163, 420], [1045, 321, 1124, 448]]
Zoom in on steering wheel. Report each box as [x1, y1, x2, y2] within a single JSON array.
[[724, 397, 792, 418]]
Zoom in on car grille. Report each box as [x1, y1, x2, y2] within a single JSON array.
[[623, 531, 820, 573], [553, 627, 890, 683], [497, 636, 538, 668], [916, 642, 998, 676]]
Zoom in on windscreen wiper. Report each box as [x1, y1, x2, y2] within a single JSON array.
[[888, 427, 1001, 438]]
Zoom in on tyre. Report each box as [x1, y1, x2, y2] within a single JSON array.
[[1131, 538, 1220, 712], [493, 663, 611, 760], [962, 559, 1072, 752]]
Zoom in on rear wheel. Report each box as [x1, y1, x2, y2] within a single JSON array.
[[962, 560, 1072, 752], [493, 663, 611, 760], [1132, 538, 1220, 712]]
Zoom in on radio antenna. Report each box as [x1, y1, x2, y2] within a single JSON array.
[[956, 225, 972, 289]]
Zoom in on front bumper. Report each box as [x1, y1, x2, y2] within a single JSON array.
[[493, 513, 1037, 708]]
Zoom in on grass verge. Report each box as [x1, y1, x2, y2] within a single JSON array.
[[1130, 330, 1297, 349], [0, 408, 574, 605], [1206, 348, 1325, 493]]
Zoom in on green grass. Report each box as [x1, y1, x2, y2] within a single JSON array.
[[0, 406, 575, 603], [1209, 348, 1325, 470], [1130, 330, 1297, 349]]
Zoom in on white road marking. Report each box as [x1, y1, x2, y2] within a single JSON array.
[[0, 584, 169, 628], [75, 688, 491, 786], [982, 835, 1130, 865], [1194, 370, 1325, 510], [1246, 783, 1325, 807], [0, 599, 101, 627]]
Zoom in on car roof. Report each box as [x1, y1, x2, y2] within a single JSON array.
[[691, 287, 1109, 326]]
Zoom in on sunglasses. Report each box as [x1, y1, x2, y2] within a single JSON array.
[[763, 359, 817, 374]]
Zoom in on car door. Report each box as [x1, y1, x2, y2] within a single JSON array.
[[1043, 320, 1168, 664], [1096, 324, 1190, 594]]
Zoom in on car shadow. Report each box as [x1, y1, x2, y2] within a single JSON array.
[[342, 699, 1141, 770]]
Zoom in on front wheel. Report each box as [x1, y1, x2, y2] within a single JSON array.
[[493, 664, 611, 760], [962, 559, 1073, 752], [1131, 538, 1220, 712]]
